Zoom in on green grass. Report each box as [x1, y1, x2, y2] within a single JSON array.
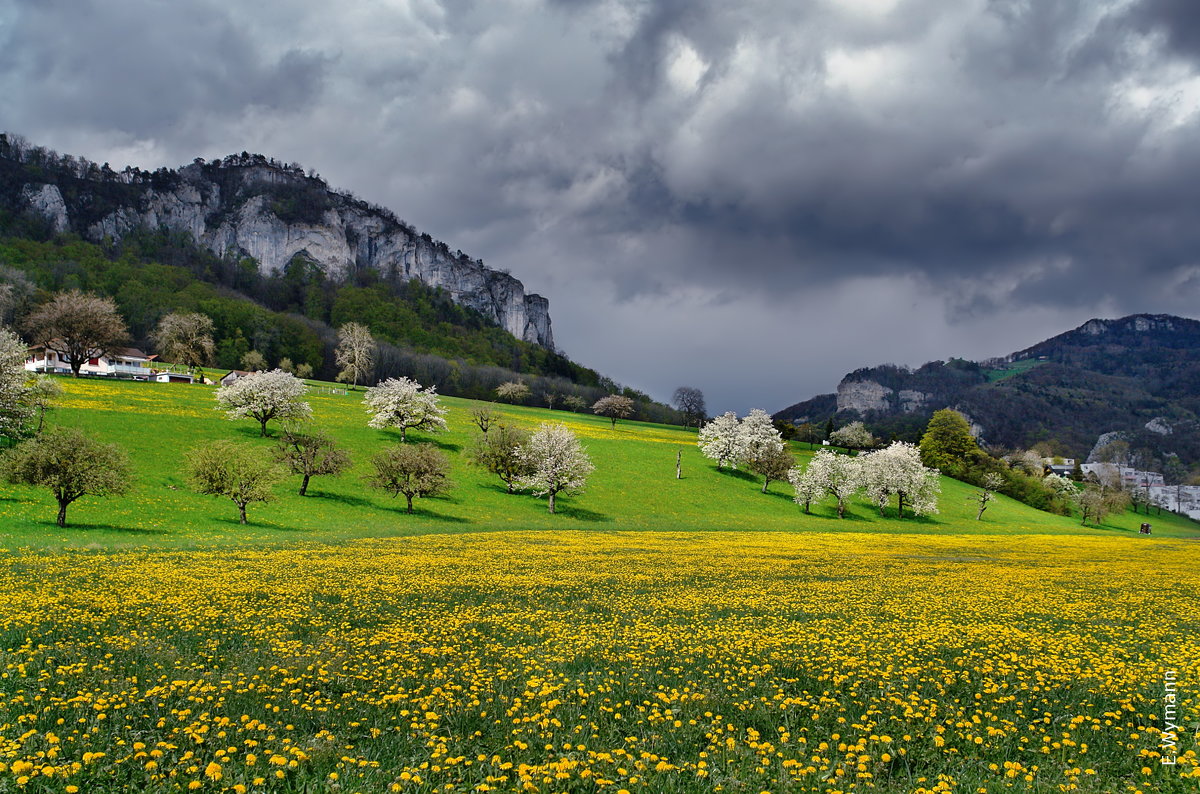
[[0, 375, 1195, 549], [984, 357, 1045, 382]]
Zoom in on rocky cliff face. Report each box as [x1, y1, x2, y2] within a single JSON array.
[[835, 379, 930, 414], [14, 157, 554, 348]]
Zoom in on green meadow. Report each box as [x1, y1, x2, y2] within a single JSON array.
[[1, 375, 1195, 549]]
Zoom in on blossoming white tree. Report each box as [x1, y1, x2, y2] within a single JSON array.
[[787, 462, 824, 514], [0, 327, 33, 443], [829, 420, 876, 450], [363, 376, 448, 441], [1043, 472, 1077, 501], [792, 449, 862, 518], [738, 408, 784, 467], [592, 394, 635, 428], [860, 441, 941, 519], [698, 412, 746, 469], [516, 423, 594, 514], [215, 368, 312, 437]]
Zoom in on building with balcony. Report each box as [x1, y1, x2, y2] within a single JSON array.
[[25, 344, 155, 379]]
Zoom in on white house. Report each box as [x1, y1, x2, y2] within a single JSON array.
[[25, 344, 155, 379], [1079, 462, 1164, 488], [153, 371, 194, 384]]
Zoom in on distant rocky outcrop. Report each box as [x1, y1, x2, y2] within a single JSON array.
[[2, 142, 553, 348], [835, 379, 932, 414], [775, 314, 1200, 465]]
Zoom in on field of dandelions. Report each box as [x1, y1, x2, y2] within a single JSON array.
[[1, 531, 1196, 794]]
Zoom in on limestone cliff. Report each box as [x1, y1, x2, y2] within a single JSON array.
[[9, 153, 554, 348], [835, 379, 930, 414]]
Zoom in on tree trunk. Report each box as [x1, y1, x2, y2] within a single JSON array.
[[976, 503, 986, 520], [837, 500, 845, 518], [803, 501, 811, 515], [610, 417, 616, 429], [761, 478, 769, 494], [548, 490, 556, 514], [238, 503, 248, 524], [260, 418, 269, 437], [299, 474, 311, 496], [506, 480, 514, 494], [57, 499, 69, 527], [405, 494, 414, 514], [401, 427, 407, 442], [36, 409, 46, 434]]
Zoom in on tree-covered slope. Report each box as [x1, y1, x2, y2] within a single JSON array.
[[775, 314, 1200, 471], [0, 228, 676, 420]]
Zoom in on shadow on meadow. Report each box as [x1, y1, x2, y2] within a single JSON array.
[[48, 522, 168, 535], [552, 504, 612, 523], [384, 506, 471, 523], [374, 431, 462, 453], [714, 467, 759, 483], [477, 483, 534, 498], [213, 516, 310, 530], [306, 490, 376, 508]]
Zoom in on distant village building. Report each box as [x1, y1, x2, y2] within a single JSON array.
[[1043, 457, 1076, 476], [154, 371, 195, 384], [25, 345, 154, 379], [1080, 462, 1164, 488], [219, 370, 252, 387], [1148, 484, 1200, 521]]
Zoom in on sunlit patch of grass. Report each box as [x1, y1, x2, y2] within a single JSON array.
[[0, 375, 1196, 549]]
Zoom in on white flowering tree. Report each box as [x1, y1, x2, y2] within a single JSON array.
[[787, 463, 824, 514], [861, 441, 941, 519], [215, 368, 311, 437], [1043, 472, 1077, 501], [829, 420, 876, 450], [516, 423, 595, 514], [738, 409, 784, 466], [793, 449, 862, 518], [363, 377, 449, 441], [698, 412, 746, 469], [0, 327, 33, 443]]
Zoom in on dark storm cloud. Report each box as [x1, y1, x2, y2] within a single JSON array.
[[1124, 0, 1200, 58], [0, 0, 328, 140], [4, 0, 1200, 410]]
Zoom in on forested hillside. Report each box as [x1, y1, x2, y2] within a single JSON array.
[[775, 315, 1200, 473], [0, 218, 677, 422]]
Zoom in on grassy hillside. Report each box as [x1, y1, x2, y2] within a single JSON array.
[[2, 378, 1198, 793], [1, 375, 1195, 549]]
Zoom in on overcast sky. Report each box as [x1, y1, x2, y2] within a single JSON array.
[[4, 0, 1200, 413]]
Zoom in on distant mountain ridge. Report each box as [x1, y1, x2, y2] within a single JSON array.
[[775, 313, 1200, 467], [0, 133, 553, 348]]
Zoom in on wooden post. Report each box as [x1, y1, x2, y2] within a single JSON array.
[[676, 449, 682, 480]]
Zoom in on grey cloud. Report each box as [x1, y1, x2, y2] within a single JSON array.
[[5, 0, 1200, 410], [0, 0, 329, 139], [1124, 0, 1200, 58]]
